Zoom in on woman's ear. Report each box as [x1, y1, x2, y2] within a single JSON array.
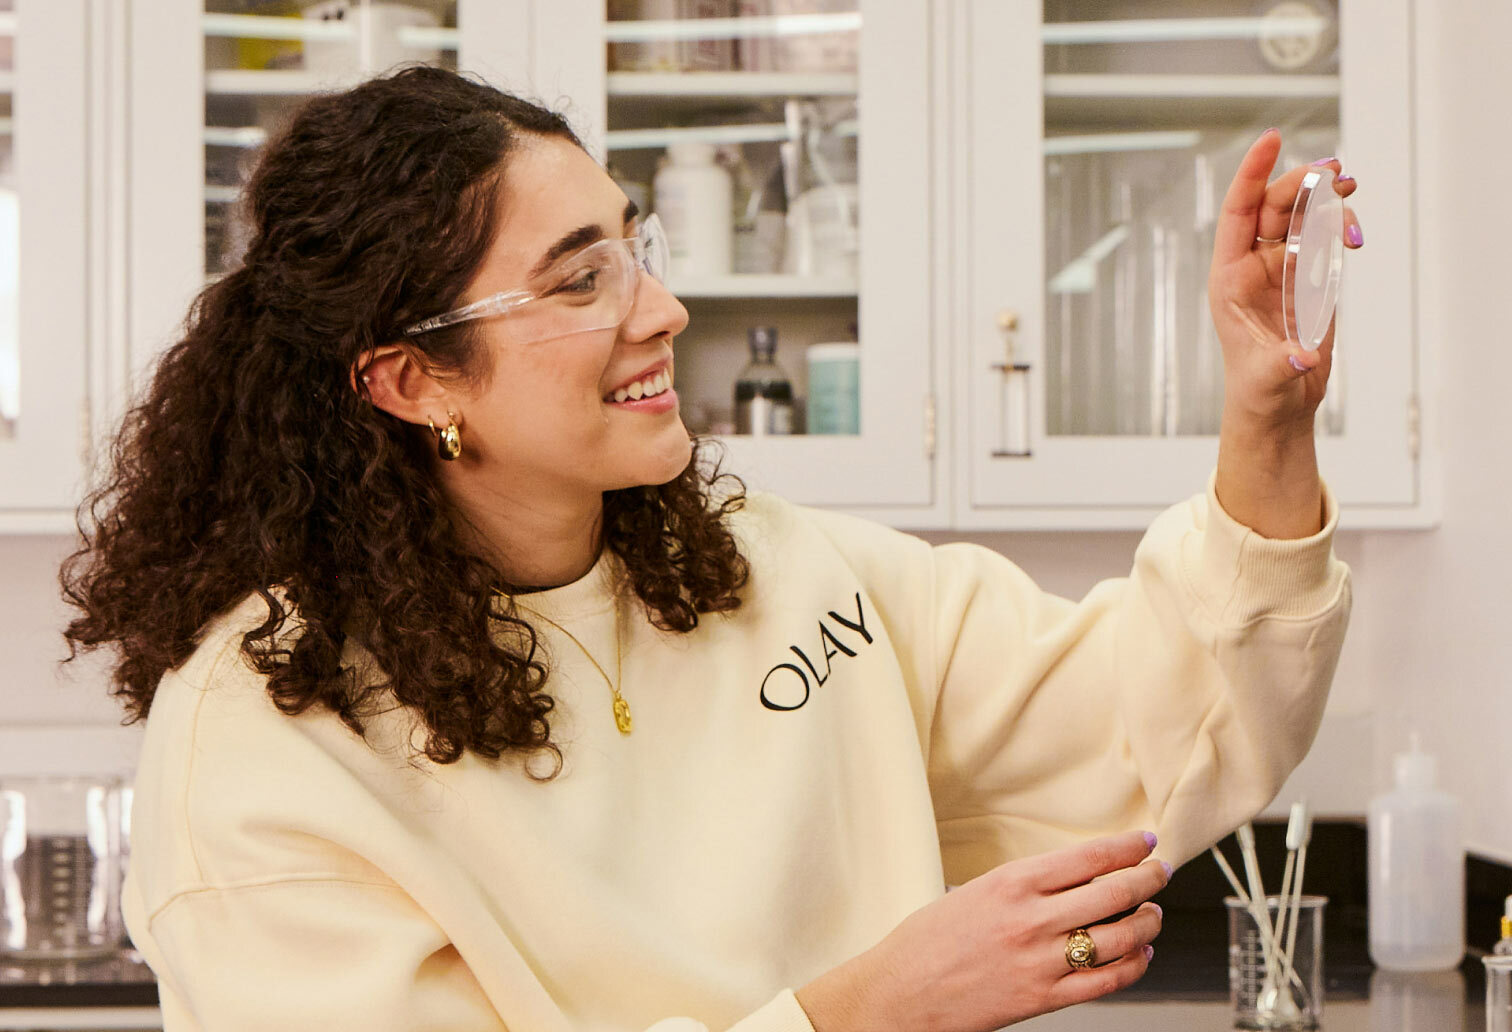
[[352, 345, 454, 428]]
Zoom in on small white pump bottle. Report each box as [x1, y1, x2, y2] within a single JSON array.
[[1368, 734, 1464, 971]]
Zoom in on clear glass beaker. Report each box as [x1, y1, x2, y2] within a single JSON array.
[[0, 775, 127, 960], [1227, 894, 1326, 1030]]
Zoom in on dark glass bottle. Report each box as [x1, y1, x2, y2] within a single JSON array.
[[734, 327, 795, 436]]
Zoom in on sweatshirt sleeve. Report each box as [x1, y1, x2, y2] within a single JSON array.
[[925, 473, 1351, 881]]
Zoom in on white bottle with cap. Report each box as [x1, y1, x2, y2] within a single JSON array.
[[1367, 733, 1465, 971], [653, 141, 733, 279]]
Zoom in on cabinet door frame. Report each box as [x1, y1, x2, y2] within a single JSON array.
[[0, 0, 93, 533], [953, 0, 1426, 531]]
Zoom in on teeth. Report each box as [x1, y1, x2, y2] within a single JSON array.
[[607, 369, 672, 404]]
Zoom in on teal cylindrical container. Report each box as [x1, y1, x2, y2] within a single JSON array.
[[806, 342, 860, 435]]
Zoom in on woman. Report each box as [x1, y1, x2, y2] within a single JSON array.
[[62, 67, 1357, 1031]]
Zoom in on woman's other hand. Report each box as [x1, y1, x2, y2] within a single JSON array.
[[795, 830, 1168, 1031], [1208, 127, 1363, 432]]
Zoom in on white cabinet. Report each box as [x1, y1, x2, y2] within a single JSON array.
[[952, 0, 1420, 529], [0, 0, 94, 533], [0, 0, 1426, 533]]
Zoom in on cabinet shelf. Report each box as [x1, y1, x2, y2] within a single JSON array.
[[206, 69, 354, 96], [669, 274, 857, 299], [607, 72, 856, 99], [605, 12, 860, 44], [1044, 73, 1339, 99], [606, 118, 855, 151], [1045, 74, 1340, 130], [1041, 16, 1328, 46], [202, 13, 457, 50]]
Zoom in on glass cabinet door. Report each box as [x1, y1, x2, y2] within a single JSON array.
[[962, 0, 1416, 525], [0, 0, 91, 525], [203, 1, 461, 276], [541, 0, 934, 509]]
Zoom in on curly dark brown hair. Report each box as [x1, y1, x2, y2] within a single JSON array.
[[59, 67, 748, 777]]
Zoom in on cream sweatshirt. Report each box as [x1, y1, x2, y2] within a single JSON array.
[[122, 474, 1351, 1032]]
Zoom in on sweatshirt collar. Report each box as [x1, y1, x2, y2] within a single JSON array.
[[504, 547, 619, 623]]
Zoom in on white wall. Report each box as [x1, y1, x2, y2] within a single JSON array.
[[1353, 0, 1512, 863], [2, 0, 1508, 864]]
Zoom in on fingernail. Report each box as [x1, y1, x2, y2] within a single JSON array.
[[1262, 127, 1279, 136], [1337, 174, 1355, 184], [1161, 861, 1173, 880], [1289, 355, 1308, 373], [1346, 223, 1364, 247], [1144, 945, 1155, 961], [1151, 903, 1163, 918], [1143, 831, 1158, 850], [1312, 155, 1337, 166]]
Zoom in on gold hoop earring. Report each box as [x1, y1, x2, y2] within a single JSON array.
[[427, 411, 462, 461]]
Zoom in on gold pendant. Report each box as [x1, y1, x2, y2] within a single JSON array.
[[612, 696, 633, 735]]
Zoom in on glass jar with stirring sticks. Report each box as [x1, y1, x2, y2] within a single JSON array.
[[1214, 805, 1326, 1029]]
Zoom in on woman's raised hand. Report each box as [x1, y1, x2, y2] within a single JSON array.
[[1207, 128, 1364, 433], [796, 830, 1169, 1031]]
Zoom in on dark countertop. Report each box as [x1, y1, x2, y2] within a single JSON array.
[[0, 948, 158, 1009]]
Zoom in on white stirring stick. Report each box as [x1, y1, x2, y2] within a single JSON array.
[[1236, 823, 1285, 998], [1278, 804, 1314, 997], [1271, 803, 1307, 967]]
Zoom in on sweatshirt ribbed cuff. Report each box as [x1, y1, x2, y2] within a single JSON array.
[[726, 988, 817, 1032], [1195, 470, 1346, 625]]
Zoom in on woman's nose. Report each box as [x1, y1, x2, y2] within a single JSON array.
[[622, 269, 689, 343]]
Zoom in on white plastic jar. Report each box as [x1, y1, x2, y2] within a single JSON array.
[[653, 141, 733, 279]]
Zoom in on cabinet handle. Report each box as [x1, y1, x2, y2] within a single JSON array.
[[989, 309, 1031, 458]]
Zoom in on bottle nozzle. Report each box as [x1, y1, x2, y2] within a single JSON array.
[[1393, 735, 1437, 790]]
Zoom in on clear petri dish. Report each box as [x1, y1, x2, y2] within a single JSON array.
[[1282, 166, 1345, 351]]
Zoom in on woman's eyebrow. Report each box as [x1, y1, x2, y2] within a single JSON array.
[[528, 201, 641, 280], [530, 225, 604, 279]]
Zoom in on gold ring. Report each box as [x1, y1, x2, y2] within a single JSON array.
[[1065, 928, 1097, 970], [1255, 235, 1286, 244]]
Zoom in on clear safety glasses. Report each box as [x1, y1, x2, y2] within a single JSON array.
[[403, 214, 670, 342]]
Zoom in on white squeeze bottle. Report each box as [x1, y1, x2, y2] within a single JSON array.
[[653, 141, 733, 279], [1367, 734, 1465, 971]]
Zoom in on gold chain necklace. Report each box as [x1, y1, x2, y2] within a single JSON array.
[[495, 589, 632, 735]]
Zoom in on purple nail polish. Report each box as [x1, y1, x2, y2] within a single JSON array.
[[1337, 174, 1355, 184], [1161, 861, 1173, 880], [1346, 224, 1364, 247], [1312, 156, 1337, 166], [1144, 945, 1155, 961], [1151, 903, 1163, 918], [1289, 355, 1308, 373], [1143, 831, 1158, 850]]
